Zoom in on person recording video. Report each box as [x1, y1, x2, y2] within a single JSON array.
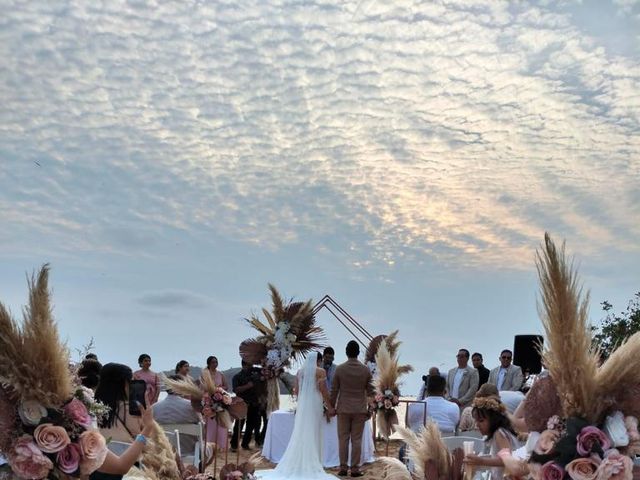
[[416, 366, 445, 400]]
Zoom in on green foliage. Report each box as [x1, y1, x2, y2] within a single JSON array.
[[591, 292, 640, 359]]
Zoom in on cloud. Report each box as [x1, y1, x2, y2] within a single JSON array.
[[1, 0, 638, 273], [135, 290, 211, 310]]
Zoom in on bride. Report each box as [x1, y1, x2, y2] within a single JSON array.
[[259, 352, 338, 480]]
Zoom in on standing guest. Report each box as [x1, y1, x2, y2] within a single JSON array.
[[78, 358, 103, 391], [202, 355, 230, 450], [416, 366, 443, 400], [323, 346, 337, 390], [408, 375, 459, 433], [330, 340, 375, 478], [446, 348, 479, 409], [472, 352, 490, 387], [231, 360, 261, 451], [175, 360, 191, 377], [153, 374, 201, 454], [133, 353, 160, 405], [488, 349, 524, 391]]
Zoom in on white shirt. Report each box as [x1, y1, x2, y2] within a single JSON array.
[[451, 368, 465, 399], [499, 390, 525, 413], [152, 394, 200, 424], [407, 396, 460, 433], [497, 367, 507, 390]]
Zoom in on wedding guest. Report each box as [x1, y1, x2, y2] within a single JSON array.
[[472, 352, 490, 387], [416, 366, 444, 400], [459, 383, 499, 432], [446, 348, 479, 408], [488, 349, 524, 391], [203, 355, 230, 450], [153, 374, 201, 454], [95, 363, 143, 443], [78, 358, 102, 390], [175, 360, 191, 377], [133, 353, 161, 404], [464, 396, 520, 479], [408, 375, 459, 433], [231, 360, 261, 451], [323, 346, 337, 390]]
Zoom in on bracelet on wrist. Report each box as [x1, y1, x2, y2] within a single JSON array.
[[135, 434, 147, 445]]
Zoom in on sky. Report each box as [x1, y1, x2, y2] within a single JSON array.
[[1, 0, 639, 394]]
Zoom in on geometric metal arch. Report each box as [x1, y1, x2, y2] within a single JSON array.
[[312, 295, 374, 349]]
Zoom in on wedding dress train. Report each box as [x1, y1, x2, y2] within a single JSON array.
[[258, 355, 337, 480]]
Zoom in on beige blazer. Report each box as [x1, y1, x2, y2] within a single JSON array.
[[446, 366, 479, 408], [488, 364, 524, 391], [330, 358, 374, 414]]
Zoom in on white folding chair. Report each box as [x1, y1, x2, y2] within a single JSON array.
[[163, 429, 182, 457], [161, 422, 204, 469], [442, 436, 485, 454]]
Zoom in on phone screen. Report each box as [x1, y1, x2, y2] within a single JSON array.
[[129, 379, 147, 416]]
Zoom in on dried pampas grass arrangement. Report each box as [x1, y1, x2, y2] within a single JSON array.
[[162, 374, 204, 401], [536, 234, 600, 422], [595, 332, 640, 420], [137, 421, 182, 480], [0, 265, 73, 407]]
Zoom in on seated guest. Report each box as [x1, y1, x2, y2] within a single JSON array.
[[408, 375, 459, 433], [95, 363, 143, 443], [153, 374, 201, 454], [464, 396, 520, 479], [133, 353, 161, 404], [459, 383, 499, 432], [488, 349, 524, 391], [416, 366, 444, 400], [499, 389, 525, 414]]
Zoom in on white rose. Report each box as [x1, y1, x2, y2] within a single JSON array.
[[18, 400, 47, 426]]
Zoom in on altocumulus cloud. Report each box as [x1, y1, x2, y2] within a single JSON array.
[[0, 0, 639, 271], [136, 290, 211, 310]]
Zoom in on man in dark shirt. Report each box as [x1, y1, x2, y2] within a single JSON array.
[[472, 352, 490, 387], [231, 360, 261, 450]]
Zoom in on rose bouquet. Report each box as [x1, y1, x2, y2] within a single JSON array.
[[239, 284, 326, 414], [219, 452, 261, 480], [372, 333, 413, 440], [0, 266, 109, 479]]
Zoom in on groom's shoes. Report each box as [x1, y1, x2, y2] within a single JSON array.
[[350, 470, 364, 477], [337, 469, 348, 476]]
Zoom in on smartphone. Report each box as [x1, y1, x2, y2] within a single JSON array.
[[129, 380, 147, 416]]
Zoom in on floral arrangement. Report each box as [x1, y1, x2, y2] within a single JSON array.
[[0, 266, 109, 479], [218, 452, 261, 480], [372, 332, 413, 440], [239, 284, 326, 414]]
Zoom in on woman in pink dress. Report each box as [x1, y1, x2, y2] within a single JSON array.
[[133, 353, 161, 404], [203, 355, 230, 450]]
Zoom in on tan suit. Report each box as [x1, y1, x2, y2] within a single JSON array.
[[330, 358, 374, 471], [446, 365, 479, 408], [488, 364, 524, 391]]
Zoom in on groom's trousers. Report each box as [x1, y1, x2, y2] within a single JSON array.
[[337, 413, 368, 469]]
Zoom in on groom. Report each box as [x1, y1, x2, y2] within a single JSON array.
[[330, 340, 374, 477]]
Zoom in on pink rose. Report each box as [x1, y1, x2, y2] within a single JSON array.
[[577, 426, 611, 456], [78, 430, 108, 475], [8, 435, 54, 479], [541, 461, 565, 480], [596, 449, 633, 480], [213, 393, 223, 402], [64, 398, 92, 428], [34, 423, 71, 453], [567, 457, 601, 480], [57, 442, 81, 474]]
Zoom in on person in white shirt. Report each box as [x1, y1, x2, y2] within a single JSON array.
[[416, 366, 445, 400], [499, 390, 525, 413], [446, 348, 479, 408], [408, 375, 460, 433], [153, 374, 201, 454]]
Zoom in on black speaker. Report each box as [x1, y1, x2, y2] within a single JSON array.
[[513, 335, 543, 374]]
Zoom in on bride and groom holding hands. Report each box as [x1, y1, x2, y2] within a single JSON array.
[[260, 340, 375, 480]]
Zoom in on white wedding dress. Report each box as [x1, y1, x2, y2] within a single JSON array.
[[258, 355, 337, 480]]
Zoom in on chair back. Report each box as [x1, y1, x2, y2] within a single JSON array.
[[160, 422, 204, 470], [163, 429, 182, 457]]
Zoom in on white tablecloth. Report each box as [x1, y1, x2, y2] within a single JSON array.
[[262, 410, 375, 468]]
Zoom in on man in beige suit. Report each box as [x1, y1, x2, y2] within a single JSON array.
[[446, 348, 479, 409], [488, 349, 524, 391], [330, 340, 374, 478]]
